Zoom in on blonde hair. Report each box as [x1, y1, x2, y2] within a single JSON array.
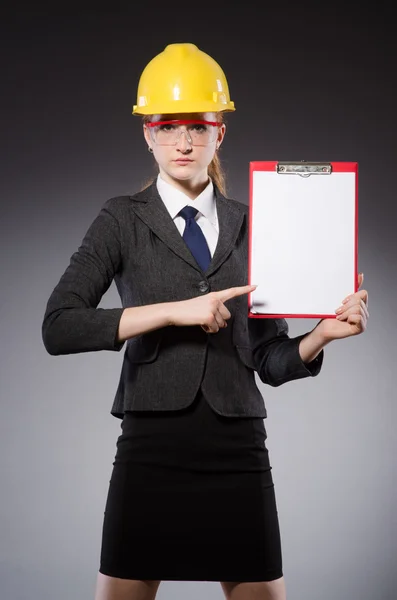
[[140, 114, 227, 196]]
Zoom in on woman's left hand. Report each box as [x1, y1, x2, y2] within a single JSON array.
[[317, 273, 369, 341]]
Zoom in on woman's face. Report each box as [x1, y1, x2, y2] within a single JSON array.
[[143, 112, 226, 184]]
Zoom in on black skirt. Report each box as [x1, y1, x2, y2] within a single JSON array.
[[99, 391, 283, 582]]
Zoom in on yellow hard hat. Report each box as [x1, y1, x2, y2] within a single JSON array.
[[132, 43, 235, 115]]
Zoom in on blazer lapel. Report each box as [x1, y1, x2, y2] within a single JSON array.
[[129, 181, 245, 276], [129, 182, 201, 272], [206, 187, 245, 277]]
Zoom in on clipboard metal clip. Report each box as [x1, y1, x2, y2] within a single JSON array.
[[276, 161, 332, 177]]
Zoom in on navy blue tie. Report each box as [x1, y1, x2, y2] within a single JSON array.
[[178, 205, 211, 271]]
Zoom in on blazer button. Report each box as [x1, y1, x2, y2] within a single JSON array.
[[198, 280, 210, 293]]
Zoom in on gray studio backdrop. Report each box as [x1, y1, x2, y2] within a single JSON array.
[[1, 11, 396, 600]]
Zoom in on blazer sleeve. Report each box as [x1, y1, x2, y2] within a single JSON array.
[[42, 198, 125, 355], [248, 317, 324, 386]]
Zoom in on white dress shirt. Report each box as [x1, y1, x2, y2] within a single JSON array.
[[156, 174, 219, 257]]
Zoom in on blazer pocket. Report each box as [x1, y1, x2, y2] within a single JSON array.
[[234, 345, 257, 370], [232, 328, 256, 370], [126, 330, 162, 364]]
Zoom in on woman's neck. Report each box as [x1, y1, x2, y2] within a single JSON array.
[[158, 169, 209, 200]]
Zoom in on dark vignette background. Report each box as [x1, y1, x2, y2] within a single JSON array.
[[1, 7, 396, 600]]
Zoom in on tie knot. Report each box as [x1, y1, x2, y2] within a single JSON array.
[[179, 205, 199, 221]]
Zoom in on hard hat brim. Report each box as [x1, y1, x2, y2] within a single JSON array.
[[132, 100, 235, 116]]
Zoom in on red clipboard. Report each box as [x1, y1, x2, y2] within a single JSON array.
[[247, 161, 359, 319]]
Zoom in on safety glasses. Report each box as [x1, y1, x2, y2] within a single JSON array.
[[146, 119, 220, 146]]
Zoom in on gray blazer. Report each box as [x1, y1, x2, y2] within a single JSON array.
[[42, 181, 323, 419]]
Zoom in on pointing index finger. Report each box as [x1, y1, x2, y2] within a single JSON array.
[[217, 285, 257, 303]]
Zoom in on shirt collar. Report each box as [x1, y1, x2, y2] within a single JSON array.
[[156, 173, 217, 225]]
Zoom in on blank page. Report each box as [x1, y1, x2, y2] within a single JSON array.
[[249, 163, 357, 317]]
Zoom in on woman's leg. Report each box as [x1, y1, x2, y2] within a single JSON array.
[[220, 577, 286, 600], [94, 573, 161, 600]]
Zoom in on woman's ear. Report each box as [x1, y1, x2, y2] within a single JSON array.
[[143, 124, 152, 150], [217, 123, 226, 149]]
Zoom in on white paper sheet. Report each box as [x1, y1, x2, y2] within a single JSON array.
[[249, 166, 357, 317]]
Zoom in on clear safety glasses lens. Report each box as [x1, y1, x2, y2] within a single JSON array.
[[147, 120, 219, 146]]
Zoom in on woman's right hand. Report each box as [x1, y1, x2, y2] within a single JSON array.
[[168, 285, 257, 334]]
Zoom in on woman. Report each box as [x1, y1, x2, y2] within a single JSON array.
[[42, 43, 369, 600]]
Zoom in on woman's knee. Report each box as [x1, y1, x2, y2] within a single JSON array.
[[94, 572, 161, 600], [220, 576, 286, 600]]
